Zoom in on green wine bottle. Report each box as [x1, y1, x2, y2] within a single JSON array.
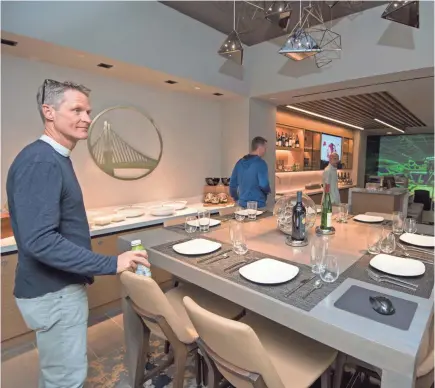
[[321, 184, 332, 230]]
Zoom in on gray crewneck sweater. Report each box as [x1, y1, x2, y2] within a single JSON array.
[[7, 139, 118, 298]]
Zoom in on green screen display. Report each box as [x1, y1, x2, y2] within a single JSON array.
[[377, 134, 434, 195]]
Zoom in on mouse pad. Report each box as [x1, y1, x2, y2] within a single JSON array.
[[334, 285, 418, 330]]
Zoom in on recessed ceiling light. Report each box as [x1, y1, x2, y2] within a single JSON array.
[[194, 87, 201, 90], [286, 105, 364, 130], [165, 80, 177, 84], [1, 38, 18, 47], [213, 93, 224, 96], [374, 118, 405, 133], [387, 132, 392, 135], [97, 63, 113, 69]]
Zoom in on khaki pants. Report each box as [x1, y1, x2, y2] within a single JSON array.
[[16, 284, 88, 388]]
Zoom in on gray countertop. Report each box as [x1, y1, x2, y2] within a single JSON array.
[[118, 217, 434, 388], [350, 187, 409, 196]]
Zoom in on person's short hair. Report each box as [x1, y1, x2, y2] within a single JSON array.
[[36, 79, 91, 122], [251, 136, 267, 151]]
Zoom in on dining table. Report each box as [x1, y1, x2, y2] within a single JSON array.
[[117, 212, 434, 388]]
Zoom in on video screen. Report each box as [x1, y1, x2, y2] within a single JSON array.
[[321, 134, 342, 162]]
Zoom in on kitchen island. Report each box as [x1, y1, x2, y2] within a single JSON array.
[[118, 216, 433, 388], [349, 187, 409, 215]]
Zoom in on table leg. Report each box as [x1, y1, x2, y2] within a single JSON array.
[[381, 369, 415, 388], [122, 297, 150, 388]]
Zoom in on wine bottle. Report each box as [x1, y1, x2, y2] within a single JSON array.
[[289, 133, 293, 148], [320, 184, 332, 230], [280, 132, 284, 147], [276, 131, 279, 146], [295, 135, 300, 148], [291, 191, 306, 241], [285, 134, 289, 147]]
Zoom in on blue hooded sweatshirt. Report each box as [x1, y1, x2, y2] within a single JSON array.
[[229, 155, 271, 208]]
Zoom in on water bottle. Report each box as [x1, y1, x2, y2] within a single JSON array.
[[130, 239, 152, 277]]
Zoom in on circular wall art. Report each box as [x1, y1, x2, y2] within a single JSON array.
[[87, 106, 163, 181]]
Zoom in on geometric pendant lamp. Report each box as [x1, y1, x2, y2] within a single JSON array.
[[278, 27, 322, 60], [381, 1, 419, 28], [264, 1, 293, 31], [218, 30, 244, 65]]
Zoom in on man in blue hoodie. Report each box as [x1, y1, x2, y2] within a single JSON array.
[[230, 136, 271, 208]]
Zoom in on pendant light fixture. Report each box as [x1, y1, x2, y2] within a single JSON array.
[[381, 1, 419, 28], [278, 1, 321, 60], [218, 1, 244, 65], [264, 1, 292, 31]]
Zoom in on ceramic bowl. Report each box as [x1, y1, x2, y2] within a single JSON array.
[[221, 177, 230, 186]]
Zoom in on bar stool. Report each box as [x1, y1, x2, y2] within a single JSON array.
[[120, 272, 245, 388], [183, 296, 339, 388]]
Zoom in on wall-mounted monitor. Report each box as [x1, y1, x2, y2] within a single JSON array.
[[321, 134, 342, 162]]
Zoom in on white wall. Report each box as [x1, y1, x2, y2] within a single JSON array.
[[245, 3, 434, 96], [1, 54, 222, 209], [1, 1, 249, 97]]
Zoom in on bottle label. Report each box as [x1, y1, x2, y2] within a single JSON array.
[[136, 264, 152, 277], [326, 213, 332, 228]]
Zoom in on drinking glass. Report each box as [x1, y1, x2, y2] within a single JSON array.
[[229, 221, 248, 255], [338, 203, 348, 223], [366, 225, 383, 254], [234, 206, 246, 222], [310, 236, 327, 274], [404, 217, 417, 234], [320, 255, 340, 283], [380, 232, 396, 254], [247, 201, 258, 220], [185, 216, 197, 234], [392, 211, 404, 235], [197, 209, 210, 233]]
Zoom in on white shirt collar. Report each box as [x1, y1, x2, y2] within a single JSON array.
[[40, 135, 71, 157]]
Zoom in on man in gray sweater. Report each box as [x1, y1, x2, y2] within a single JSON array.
[[6, 79, 149, 388]]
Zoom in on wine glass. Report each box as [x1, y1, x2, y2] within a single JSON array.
[[229, 221, 248, 255], [366, 225, 383, 254], [320, 255, 340, 283], [404, 217, 417, 234], [185, 216, 197, 235], [380, 232, 396, 254]]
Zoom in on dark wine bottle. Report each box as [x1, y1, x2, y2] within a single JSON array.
[[291, 191, 306, 241], [320, 184, 333, 230]]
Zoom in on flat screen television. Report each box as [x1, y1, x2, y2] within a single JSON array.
[[321, 134, 342, 162]]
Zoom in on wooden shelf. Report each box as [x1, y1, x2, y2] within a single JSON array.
[[276, 146, 302, 151]]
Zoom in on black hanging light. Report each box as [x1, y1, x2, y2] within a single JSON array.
[[264, 1, 293, 31], [381, 1, 419, 28], [218, 1, 244, 65]]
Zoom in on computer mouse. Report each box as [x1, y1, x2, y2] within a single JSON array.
[[369, 296, 395, 316]]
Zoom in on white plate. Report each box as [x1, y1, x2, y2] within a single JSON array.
[[93, 215, 112, 226], [186, 219, 221, 227], [354, 214, 384, 223], [111, 213, 126, 223], [149, 206, 175, 217], [399, 233, 435, 248], [116, 206, 146, 218], [173, 239, 222, 256], [235, 210, 264, 216], [369, 254, 426, 277], [162, 201, 188, 211], [239, 258, 300, 284]]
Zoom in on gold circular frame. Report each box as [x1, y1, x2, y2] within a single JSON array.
[[87, 106, 163, 181]]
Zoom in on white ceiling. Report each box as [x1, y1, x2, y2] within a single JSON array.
[[1, 32, 241, 101]]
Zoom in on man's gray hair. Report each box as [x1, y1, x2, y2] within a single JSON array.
[[36, 79, 91, 122]]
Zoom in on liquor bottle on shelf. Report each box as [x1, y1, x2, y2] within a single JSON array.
[[320, 184, 332, 231], [289, 133, 293, 148], [285, 133, 289, 147], [280, 132, 284, 147], [291, 191, 306, 241], [276, 131, 279, 146], [295, 134, 300, 148]]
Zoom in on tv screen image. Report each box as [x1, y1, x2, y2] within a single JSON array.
[[321, 134, 342, 162]]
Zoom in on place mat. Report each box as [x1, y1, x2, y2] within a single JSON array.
[[343, 252, 433, 299], [213, 210, 273, 222], [151, 237, 346, 312], [334, 285, 418, 330]]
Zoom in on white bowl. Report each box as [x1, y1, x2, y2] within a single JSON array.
[[149, 205, 175, 217], [162, 201, 188, 211]]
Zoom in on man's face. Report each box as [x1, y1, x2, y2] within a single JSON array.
[[44, 89, 92, 142], [258, 143, 267, 157], [329, 154, 339, 167]]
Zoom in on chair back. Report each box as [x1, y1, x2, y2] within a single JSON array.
[[120, 272, 196, 344], [183, 296, 284, 388], [414, 190, 431, 211]]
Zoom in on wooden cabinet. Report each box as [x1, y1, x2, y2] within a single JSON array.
[[1, 253, 32, 342]]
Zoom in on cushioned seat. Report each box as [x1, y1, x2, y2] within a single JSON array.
[[242, 312, 338, 388]]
